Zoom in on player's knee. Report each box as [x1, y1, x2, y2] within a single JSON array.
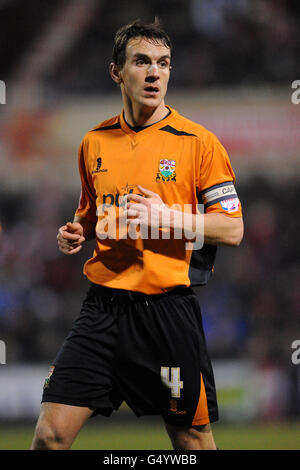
[[165, 423, 216, 450], [175, 431, 201, 450], [31, 423, 71, 450]]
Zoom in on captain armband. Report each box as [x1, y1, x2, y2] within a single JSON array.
[[199, 181, 241, 213]]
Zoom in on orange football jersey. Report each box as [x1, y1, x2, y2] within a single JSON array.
[[75, 106, 242, 294]]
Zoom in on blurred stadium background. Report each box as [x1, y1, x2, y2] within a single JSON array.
[[0, 0, 300, 450]]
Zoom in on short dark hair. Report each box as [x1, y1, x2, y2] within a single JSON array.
[[112, 18, 172, 69]]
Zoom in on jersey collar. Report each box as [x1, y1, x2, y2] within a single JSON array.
[[119, 105, 176, 139]]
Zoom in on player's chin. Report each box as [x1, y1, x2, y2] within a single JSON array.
[[140, 94, 163, 107]]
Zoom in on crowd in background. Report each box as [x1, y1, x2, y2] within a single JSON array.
[[1, 0, 299, 93], [0, 178, 299, 368], [0, 0, 299, 421]]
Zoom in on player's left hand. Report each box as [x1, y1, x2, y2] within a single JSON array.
[[124, 185, 170, 228]]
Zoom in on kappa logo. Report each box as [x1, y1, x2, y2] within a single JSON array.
[[156, 159, 176, 182], [92, 157, 108, 174]]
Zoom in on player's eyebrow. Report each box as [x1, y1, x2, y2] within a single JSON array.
[[158, 54, 171, 61], [133, 53, 171, 61]]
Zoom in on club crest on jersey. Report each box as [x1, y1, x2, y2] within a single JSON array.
[[156, 159, 176, 182]]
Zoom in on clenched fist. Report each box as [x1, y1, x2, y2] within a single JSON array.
[[57, 222, 85, 255]]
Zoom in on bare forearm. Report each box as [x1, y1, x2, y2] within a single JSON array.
[[202, 213, 243, 246], [73, 215, 96, 241], [167, 210, 244, 247], [126, 186, 243, 247]]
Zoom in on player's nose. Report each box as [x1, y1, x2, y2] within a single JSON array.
[[146, 63, 159, 78]]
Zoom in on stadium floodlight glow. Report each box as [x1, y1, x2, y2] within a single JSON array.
[[0, 340, 6, 365], [0, 81, 6, 104]]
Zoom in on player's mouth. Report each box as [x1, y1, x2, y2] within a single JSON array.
[[144, 86, 159, 97]]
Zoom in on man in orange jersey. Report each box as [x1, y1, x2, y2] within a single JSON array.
[[31, 19, 243, 450]]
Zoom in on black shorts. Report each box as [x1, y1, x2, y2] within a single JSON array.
[[42, 283, 219, 427]]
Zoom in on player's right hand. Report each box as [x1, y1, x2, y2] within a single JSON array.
[[57, 222, 85, 255]]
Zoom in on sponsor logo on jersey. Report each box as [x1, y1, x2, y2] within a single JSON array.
[[100, 188, 143, 210], [92, 157, 108, 174], [220, 197, 240, 213], [156, 159, 176, 182]]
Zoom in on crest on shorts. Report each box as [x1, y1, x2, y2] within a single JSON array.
[[43, 365, 55, 389], [156, 159, 176, 182], [170, 399, 178, 412]]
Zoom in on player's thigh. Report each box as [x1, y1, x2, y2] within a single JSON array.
[[165, 423, 217, 450], [115, 288, 218, 427], [32, 402, 93, 447]]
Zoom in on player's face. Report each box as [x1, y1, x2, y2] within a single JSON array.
[[119, 37, 171, 110]]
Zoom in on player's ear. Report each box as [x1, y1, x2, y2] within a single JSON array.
[[109, 63, 122, 85]]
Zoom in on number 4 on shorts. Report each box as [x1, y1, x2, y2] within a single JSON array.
[[160, 366, 183, 398]]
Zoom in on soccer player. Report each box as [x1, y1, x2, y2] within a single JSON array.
[[31, 19, 243, 450]]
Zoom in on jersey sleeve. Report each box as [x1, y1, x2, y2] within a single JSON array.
[[197, 133, 242, 218], [74, 139, 98, 223]]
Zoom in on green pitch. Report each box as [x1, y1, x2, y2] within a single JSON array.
[[0, 420, 300, 450]]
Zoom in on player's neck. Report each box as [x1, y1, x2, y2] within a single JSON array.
[[123, 100, 168, 127]]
